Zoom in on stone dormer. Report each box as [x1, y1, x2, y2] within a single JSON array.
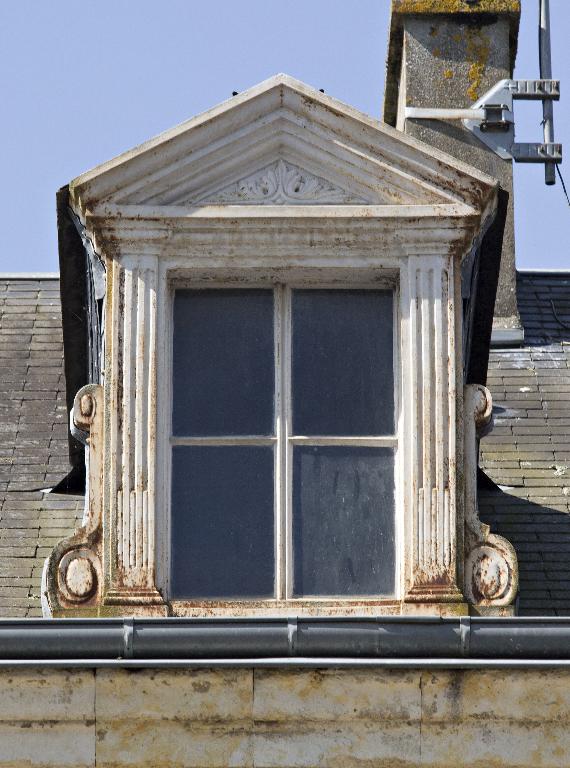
[[44, 74, 517, 617]]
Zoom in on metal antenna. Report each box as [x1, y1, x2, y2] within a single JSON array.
[[404, 1, 563, 174], [539, 0, 556, 185]]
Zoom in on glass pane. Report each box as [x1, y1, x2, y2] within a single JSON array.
[[293, 446, 395, 597], [292, 290, 394, 436], [172, 289, 274, 436], [170, 446, 274, 598]]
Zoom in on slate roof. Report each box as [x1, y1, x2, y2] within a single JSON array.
[[0, 277, 81, 617], [480, 271, 570, 616], [0, 272, 568, 618]]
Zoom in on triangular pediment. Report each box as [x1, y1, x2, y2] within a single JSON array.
[[69, 74, 497, 217]]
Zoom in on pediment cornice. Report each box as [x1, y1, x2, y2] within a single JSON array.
[[69, 75, 497, 226]]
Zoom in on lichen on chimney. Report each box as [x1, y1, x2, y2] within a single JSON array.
[[465, 26, 491, 101], [392, 0, 520, 15]]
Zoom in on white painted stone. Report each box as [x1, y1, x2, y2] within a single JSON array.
[[44, 74, 514, 616], [199, 159, 367, 205], [65, 557, 94, 598]]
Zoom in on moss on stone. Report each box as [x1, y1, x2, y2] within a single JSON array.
[[392, 0, 520, 15]]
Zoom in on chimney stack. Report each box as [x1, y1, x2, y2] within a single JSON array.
[[384, 0, 523, 356]]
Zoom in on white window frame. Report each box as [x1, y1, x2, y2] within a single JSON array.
[[163, 275, 401, 609], [96, 239, 463, 618]]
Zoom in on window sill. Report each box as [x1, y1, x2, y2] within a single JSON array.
[[168, 599, 463, 618]]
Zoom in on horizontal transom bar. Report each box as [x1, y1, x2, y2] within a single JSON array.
[[171, 436, 397, 446]]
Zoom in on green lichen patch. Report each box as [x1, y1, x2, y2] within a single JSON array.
[[393, 0, 520, 15]]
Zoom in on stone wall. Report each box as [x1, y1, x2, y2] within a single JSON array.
[[0, 666, 567, 767]]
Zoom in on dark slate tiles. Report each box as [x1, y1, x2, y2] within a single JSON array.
[[480, 272, 570, 616], [0, 278, 81, 617]]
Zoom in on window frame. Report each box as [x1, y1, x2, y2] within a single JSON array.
[[157, 268, 402, 615]]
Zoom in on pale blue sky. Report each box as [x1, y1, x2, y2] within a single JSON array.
[[0, 1, 567, 272]]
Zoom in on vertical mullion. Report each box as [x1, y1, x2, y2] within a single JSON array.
[[283, 285, 293, 600], [274, 284, 284, 599]]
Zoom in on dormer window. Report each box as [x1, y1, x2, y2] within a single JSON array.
[[44, 75, 518, 618]]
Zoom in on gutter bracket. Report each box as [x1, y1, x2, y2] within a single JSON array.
[[287, 618, 298, 656], [459, 617, 471, 658], [123, 618, 134, 659]]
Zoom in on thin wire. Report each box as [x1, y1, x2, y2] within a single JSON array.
[[551, 299, 570, 331], [556, 165, 570, 207]]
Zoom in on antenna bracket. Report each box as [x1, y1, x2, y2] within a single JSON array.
[[405, 79, 562, 164]]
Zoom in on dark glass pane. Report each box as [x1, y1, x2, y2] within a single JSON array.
[[171, 446, 274, 598], [172, 289, 274, 436], [292, 290, 394, 436], [293, 446, 395, 597]]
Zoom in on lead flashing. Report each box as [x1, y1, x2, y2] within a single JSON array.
[[490, 327, 525, 347]]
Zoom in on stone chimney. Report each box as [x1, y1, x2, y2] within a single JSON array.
[[384, 0, 522, 351]]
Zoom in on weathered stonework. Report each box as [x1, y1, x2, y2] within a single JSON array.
[[0, 666, 569, 767], [44, 74, 517, 617], [463, 384, 517, 611], [42, 384, 105, 614]]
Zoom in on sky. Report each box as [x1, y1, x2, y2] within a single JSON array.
[[0, 1, 567, 273]]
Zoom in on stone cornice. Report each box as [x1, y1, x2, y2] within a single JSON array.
[[82, 202, 486, 263]]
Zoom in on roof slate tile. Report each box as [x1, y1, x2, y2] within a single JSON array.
[[0, 277, 82, 618], [480, 272, 570, 616]]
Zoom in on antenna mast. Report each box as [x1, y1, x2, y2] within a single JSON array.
[[404, 0, 562, 181], [539, 0, 556, 185]]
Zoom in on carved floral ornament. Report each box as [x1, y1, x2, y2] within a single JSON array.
[[201, 160, 367, 205], [43, 75, 517, 617]]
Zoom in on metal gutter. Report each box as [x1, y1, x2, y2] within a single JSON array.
[[2, 617, 570, 667], [0, 273, 60, 279], [517, 268, 570, 274], [3, 659, 570, 669]]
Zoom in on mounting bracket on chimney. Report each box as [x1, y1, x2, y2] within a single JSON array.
[[405, 79, 562, 166]]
